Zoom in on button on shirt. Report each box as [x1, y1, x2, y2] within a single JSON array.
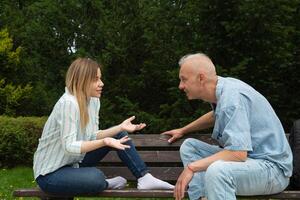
[[212, 76, 293, 177], [33, 88, 100, 179]]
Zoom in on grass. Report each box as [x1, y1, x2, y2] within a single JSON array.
[[0, 167, 175, 200], [0, 167, 36, 200]]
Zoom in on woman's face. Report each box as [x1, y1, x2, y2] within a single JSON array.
[[88, 68, 104, 98]]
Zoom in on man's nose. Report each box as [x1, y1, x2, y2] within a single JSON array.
[[178, 82, 184, 90]]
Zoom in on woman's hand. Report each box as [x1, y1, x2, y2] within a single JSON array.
[[103, 136, 131, 150], [120, 116, 146, 133]]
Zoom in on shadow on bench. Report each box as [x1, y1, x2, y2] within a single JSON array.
[[13, 134, 300, 199]]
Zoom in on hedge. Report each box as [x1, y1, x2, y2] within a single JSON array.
[[0, 116, 47, 167]]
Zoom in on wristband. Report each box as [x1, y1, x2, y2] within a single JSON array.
[[187, 164, 195, 173]]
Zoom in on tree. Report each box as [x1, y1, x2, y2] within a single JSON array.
[[0, 28, 32, 116], [0, 0, 299, 131]]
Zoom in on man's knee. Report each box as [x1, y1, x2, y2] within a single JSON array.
[[180, 138, 198, 158], [205, 161, 231, 184]]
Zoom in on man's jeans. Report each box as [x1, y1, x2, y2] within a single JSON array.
[[180, 138, 290, 200], [36, 131, 148, 195]]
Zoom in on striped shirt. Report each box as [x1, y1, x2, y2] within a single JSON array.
[[33, 88, 100, 179]]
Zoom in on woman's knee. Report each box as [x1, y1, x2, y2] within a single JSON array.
[[37, 167, 108, 194], [85, 168, 108, 192], [115, 131, 129, 139]]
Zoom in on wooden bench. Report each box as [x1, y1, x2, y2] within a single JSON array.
[[13, 134, 300, 199]]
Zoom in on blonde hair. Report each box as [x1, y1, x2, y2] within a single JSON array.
[[65, 57, 101, 129]]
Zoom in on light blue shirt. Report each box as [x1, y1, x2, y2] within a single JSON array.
[[212, 76, 293, 177], [33, 88, 100, 179]]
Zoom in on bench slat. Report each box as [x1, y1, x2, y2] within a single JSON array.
[[99, 166, 182, 181], [130, 134, 215, 148], [13, 188, 300, 199], [100, 151, 181, 163], [13, 188, 182, 198], [130, 134, 287, 148]]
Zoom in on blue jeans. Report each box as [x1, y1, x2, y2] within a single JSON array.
[[36, 131, 148, 195], [180, 138, 290, 200]]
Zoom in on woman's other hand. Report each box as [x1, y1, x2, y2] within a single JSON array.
[[103, 136, 131, 150]]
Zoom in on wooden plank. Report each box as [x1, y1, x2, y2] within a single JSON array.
[[129, 134, 288, 148], [13, 188, 181, 198], [99, 166, 183, 181], [237, 190, 300, 199], [129, 134, 215, 149], [13, 188, 75, 198], [100, 151, 181, 163], [13, 188, 300, 199], [92, 189, 179, 198]]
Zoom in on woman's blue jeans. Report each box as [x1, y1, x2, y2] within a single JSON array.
[[180, 138, 290, 200], [36, 131, 148, 195]]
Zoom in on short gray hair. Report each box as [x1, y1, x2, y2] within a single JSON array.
[[178, 53, 216, 77], [178, 53, 211, 67]]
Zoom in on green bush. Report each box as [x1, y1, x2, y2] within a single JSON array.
[[0, 116, 47, 167]]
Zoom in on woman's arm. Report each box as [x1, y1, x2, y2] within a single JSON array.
[[96, 125, 123, 139], [96, 116, 146, 139], [80, 136, 131, 153]]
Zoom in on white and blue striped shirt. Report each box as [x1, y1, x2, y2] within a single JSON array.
[[33, 88, 100, 179]]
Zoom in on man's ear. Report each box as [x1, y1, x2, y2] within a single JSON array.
[[198, 73, 205, 83]]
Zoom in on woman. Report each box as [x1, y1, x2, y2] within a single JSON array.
[[33, 58, 174, 195]]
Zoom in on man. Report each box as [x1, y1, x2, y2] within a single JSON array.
[[162, 53, 292, 200]]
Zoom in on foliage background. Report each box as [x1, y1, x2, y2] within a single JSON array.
[[0, 116, 46, 167], [0, 0, 299, 133]]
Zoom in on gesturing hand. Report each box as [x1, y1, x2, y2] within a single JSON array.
[[161, 128, 184, 143], [120, 116, 146, 133], [103, 136, 131, 150]]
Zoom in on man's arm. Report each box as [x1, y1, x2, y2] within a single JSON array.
[[181, 110, 215, 134], [162, 111, 215, 143], [188, 149, 247, 171]]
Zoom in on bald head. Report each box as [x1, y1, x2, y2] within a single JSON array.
[[178, 53, 216, 78], [178, 53, 218, 102]]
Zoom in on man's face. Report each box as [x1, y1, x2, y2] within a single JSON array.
[[178, 62, 200, 100]]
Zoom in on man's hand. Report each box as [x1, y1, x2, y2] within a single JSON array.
[[174, 167, 193, 200], [120, 116, 146, 133], [161, 128, 184, 143], [103, 136, 131, 150]]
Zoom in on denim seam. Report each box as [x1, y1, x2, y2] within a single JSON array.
[[123, 148, 148, 178]]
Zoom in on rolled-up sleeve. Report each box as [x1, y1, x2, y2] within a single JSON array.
[[59, 100, 82, 155]]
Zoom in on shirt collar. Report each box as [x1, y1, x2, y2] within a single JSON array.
[[65, 87, 71, 95]]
